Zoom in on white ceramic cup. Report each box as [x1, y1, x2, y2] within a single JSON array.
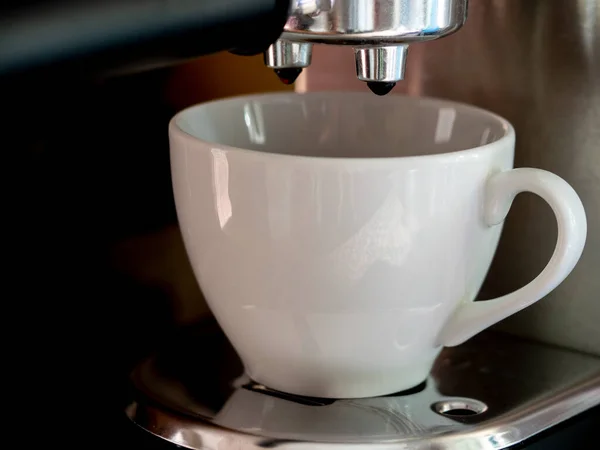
[[169, 92, 586, 399]]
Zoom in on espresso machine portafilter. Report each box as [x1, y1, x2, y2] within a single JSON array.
[[267, 0, 467, 95], [0, 0, 467, 95]]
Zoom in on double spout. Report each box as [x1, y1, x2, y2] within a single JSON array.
[[265, 0, 468, 95]]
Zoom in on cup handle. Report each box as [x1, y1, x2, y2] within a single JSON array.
[[437, 168, 587, 347]]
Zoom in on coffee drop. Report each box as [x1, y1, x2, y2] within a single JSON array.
[[367, 81, 396, 96], [275, 68, 303, 85]]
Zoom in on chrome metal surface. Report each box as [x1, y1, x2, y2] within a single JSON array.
[[127, 321, 600, 450], [433, 398, 488, 416], [281, 0, 466, 45], [299, 0, 600, 355], [355, 45, 408, 82], [289, 0, 324, 16], [265, 40, 313, 69], [267, 0, 467, 89]]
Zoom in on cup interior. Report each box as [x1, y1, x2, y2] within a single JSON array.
[[174, 92, 511, 158]]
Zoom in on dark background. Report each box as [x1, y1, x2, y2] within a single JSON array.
[[4, 54, 290, 446]]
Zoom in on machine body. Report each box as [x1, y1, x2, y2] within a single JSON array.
[[0, 0, 291, 80]]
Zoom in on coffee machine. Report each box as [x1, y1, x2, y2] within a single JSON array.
[[4, 1, 598, 449], [0, 0, 466, 94]]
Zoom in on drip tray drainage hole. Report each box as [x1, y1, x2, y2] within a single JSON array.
[[432, 399, 488, 417]]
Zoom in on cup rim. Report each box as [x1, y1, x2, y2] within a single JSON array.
[[169, 91, 515, 164]]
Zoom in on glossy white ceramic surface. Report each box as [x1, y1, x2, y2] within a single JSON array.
[[169, 92, 586, 399]]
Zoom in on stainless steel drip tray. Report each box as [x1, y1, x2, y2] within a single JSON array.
[[127, 320, 600, 449]]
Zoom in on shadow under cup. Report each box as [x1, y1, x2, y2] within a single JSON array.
[[169, 92, 517, 399]]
